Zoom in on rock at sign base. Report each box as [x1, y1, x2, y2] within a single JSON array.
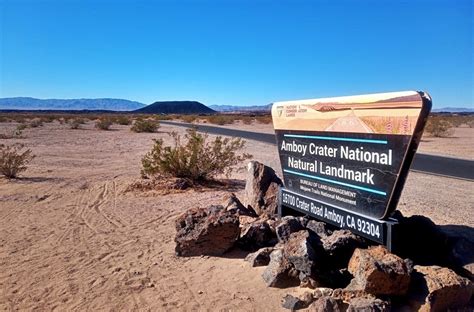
[[281, 293, 314, 310], [244, 247, 274, 267], [175, 205, 240, 257], [346, 297, 390, 312], [308, 296, 348, 312], [409, 265, 474, 312], [347, 246, 411, 296], [238, 218, 277, 251], [321, 229, 367, 268], [284, 230, 323, 288], [222, 193, 256, 216], [244, 161, 283, 216], [276, 216, 305, 243], [262, 248, 299, 288]]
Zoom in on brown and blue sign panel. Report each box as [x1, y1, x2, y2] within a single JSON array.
[[272, 91, 431, 243]]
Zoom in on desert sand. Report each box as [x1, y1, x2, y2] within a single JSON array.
[[0, 120, 473, 311]]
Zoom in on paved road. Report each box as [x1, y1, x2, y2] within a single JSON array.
[[161, 121, 474, 181]]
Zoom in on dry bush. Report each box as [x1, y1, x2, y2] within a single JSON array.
[[69, 118, 83, 129], [16, 124, 28, 131], [180, 115, 198, 123], [153, 114, 173, 121], [40, 116, 56, 123], [255, 115, 273, 124], [205, 115, 236, 125], [131, 119, 159, 133], [0, 128, 24, 139], [115, 116, 132, 125], [241, 116, 254, 125], [28, 119, 43, 128], [95, 118, 113, 130], [0, 144, 35, 178], [141, 128, 252, 182], [425, 117, 454, 137]]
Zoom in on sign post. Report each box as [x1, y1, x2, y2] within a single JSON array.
[[272, 91, 431, 250]]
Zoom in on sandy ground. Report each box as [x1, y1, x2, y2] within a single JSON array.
[[196, 120, 474, 160], [0, 121, 473, 311]]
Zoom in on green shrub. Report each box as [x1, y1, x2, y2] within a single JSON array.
[[95, 118, 113, 130], [141, 128, 252, 182], [131, 119, 159, 133], [0, 144, 35, 178], [425, 117, 454, 137]]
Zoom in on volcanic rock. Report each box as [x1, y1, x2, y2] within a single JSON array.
[[222, 193, 256, 216], [276, 216, 305, 243], [244, 161, 283, 216], [347, 297, 390, 312], [284, 230, 324, 288], [238, 218, 277, 251], [262, 248, 299, 288], [306, 220, 331, 238], [346, 246, 411, 296], [321, 230, 367, 268], [245, 247, 274, 267], [175, 205, 240, 257], [308, 296, 348, 312], [408, 265, 474, 311], [281, 292, 314, 310]]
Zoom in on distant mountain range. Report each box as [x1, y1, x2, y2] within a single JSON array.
[[136, 101, 215, 114], [2, 97, 470, 114], [432, 107, 474, 113], [0, 97, 145, 111], [209, 104, 272, 112]]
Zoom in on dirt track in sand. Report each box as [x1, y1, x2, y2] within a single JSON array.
[[0, 121, 472, 310]]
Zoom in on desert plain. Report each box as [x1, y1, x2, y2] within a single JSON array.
[[0, 120, 473, 311]]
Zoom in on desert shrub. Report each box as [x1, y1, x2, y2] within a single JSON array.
[[131, 119, 159, 133], [180, 115, 198, 123], [29, 119, 43, 128], [69, 118, 83, 129], [16, 124, 28, 131], [0, 144, 35, 178], [425, 117, 454, 137], [141, 128, 252, 182], [255, 115, 273, 124], [205, 115, 235, 125], [40, 116, 56, 123], [95, 118, 113, 130], [115, 115, 132, 125], [241, 116, 254, 125], [153, 114, 172, 121], [0, 127, 24, 139]]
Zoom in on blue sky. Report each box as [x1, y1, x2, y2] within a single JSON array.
[[0, 0, 472, 108]]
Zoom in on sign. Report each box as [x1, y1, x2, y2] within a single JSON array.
[[272, 91, 431, 243]]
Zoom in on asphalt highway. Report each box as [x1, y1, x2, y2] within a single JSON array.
[[160, 120, 474, 181]]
